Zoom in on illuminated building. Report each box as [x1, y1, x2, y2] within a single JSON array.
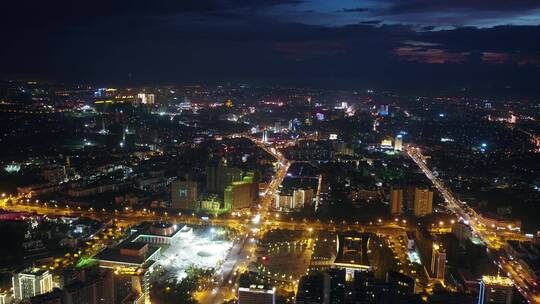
[[262, 129, 268, 143], [95, 242, 160, 304], [334, 232, 372, 280], [137, 93, 155, 105], [0, 291, 11, 304], [274, 192, 293, 210], [390, 188, 403, 215], [431, 243, 446, 280], [200, 195, 222, 211], [12, 268, 53, 300], [224, 176, 255, 210], [380, 138, 393, 149], [130, 222, 192, 245], [394, 134, 403, 151], [293, 188, 314, 209], [238, 285, 275, 304], [274, 183, 314, 211], [171, 180, 198, 210], [478, 275, 513, 304], [378, 105, 389, 115], [413, 188, 433, 217]]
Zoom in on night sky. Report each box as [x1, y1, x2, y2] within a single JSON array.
[[2, 0, 540, 92]]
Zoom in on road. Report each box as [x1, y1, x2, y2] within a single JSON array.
[[0, 135, 407, 303], [197, 135, 292, 303], [406, 145, 539, 303]]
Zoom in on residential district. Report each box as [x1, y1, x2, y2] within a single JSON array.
[[0, 81, 539, 304]]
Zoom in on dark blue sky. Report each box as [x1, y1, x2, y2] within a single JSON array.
[[1, 0, 539, 93]]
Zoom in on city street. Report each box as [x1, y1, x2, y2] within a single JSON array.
[[406, 145, 539, 303]]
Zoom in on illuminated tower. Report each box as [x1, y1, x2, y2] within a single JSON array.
[[394, 134, 403, 151], [430, 243, 446, 280], [262, 129, 268, 143], [137, 93, 147, 104], [147, 94, 155, 105], [478, 275, 513, 304]]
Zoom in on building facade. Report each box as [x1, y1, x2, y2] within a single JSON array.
[[12, 268, 53, 300], [171, 180, 198, 210], [478, 275, 513, 304], [413, 188, 433, 217]]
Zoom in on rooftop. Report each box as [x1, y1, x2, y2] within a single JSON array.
[[481, 275, 513, 287], [95, 242, 160, 266]]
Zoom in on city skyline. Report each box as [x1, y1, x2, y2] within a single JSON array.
[[1, 1, 540, 94], [0, 1, 539, 304]]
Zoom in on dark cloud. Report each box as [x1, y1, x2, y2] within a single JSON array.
[[0, 0, 539, 94], [394, 46, 469, 64], [481, 52, 511, 64], [381, 0, 540, 14], [364, 0, 540, 27], [0, 0, 303, 28], [273, 40, 346, 60], [336, 7, 370, 13], [359, 20, 382, 25]]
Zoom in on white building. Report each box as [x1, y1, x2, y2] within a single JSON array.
[[394, 134, 403, 151], [12, 268, 53, 300]]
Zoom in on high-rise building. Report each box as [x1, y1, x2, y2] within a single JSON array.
[[12, 268, 53, 300], [244, 171, 260, 201], [171, 180, 198, 210], [431, 243, 446, 280], [95, 242, 161, 304], [296, 272, 330, 304], [238, 285, 275, 304], [293, 188, 314, 209], [224, 177, 255, 210], [413, 188, 433, 217], [206, 161, 243, 195], [386, 271, 415, 295], [478, 275, 513, 304], [137, 93, 155, 105], [146, 94, 155, 105], [274, 192, 293, 210], [378, 105, 389, 115], [394, 134, 403, 151], [327, 268, 346, 304], [262, 129, 268, 143], [351, 271, 391, 304], [62, 279, 99, 304], [390, 188, 403, 215]]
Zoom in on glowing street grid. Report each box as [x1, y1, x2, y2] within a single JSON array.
[[156, 229, 233, 281]]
